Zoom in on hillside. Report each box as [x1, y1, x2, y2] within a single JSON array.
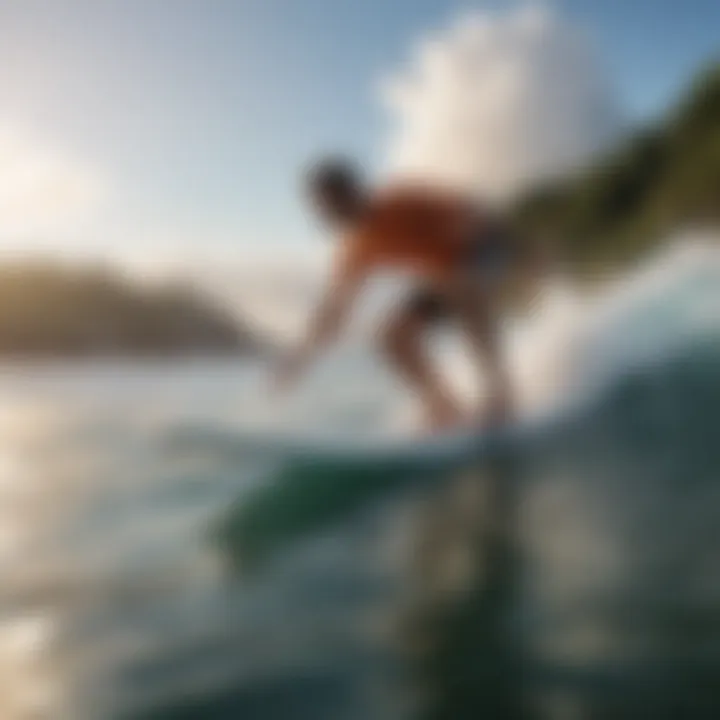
[[0, 262, 264, 358], [514, 62, 720, 274]]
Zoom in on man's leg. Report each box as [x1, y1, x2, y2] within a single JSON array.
[[378, 295, 464, 431], [445, 273, 514, 428]]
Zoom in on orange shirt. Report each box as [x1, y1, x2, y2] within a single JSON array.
[[335, 184, 484, 285]]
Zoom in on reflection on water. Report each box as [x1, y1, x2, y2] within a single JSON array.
[[418, 243, 720, 719], [0, 360, 412, 720]]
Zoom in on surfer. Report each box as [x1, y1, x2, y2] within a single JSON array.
[[273, 158, 536, 432]]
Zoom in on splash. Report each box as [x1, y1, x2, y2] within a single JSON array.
[[216, 232, 720, 566], [382, 5, 620, 203]]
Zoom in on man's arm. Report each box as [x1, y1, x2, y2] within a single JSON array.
[[273, 265, 365, 393]]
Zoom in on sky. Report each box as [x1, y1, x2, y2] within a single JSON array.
[[0, 0, 717, 276]]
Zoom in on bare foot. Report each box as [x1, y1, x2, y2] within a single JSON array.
[[475, 394, 514, 431], [421, 398, 466, 435]]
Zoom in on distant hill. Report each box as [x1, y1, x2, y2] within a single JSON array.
[[0, 262, 266, 358], [514, 62, 720, 275]]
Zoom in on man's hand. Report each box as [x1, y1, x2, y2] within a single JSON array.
[[266, 255, 365, 399]]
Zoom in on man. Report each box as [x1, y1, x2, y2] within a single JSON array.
[[274, 157, 530, 432]]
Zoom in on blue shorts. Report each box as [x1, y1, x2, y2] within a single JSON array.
[[407, 226, 516, 322]]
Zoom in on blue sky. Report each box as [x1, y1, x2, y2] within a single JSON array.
[[0, 0, 717, 264]]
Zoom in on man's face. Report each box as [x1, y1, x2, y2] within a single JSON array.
[[311, 186, 354, 227]]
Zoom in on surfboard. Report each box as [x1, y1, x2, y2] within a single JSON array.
[[184, 413, 559, 572]]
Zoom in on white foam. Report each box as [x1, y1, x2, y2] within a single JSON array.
[[389, 231, 720, 433]]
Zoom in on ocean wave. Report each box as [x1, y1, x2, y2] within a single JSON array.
[[213, 234, 720, 567]]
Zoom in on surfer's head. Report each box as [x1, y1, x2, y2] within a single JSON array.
[[305, 157, 366, 227]]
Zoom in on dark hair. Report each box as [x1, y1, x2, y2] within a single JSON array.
[[305, 157, 360, 197], [304, 157, 365, 225]]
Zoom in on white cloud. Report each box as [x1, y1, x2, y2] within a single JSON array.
[[0, 123, 106, 242], [381, 5, 621, 204]]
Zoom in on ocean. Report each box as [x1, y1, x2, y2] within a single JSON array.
[[1, 235, 719, 719]]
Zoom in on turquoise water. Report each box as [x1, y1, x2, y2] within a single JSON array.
[[1, 239, 720, 719]]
